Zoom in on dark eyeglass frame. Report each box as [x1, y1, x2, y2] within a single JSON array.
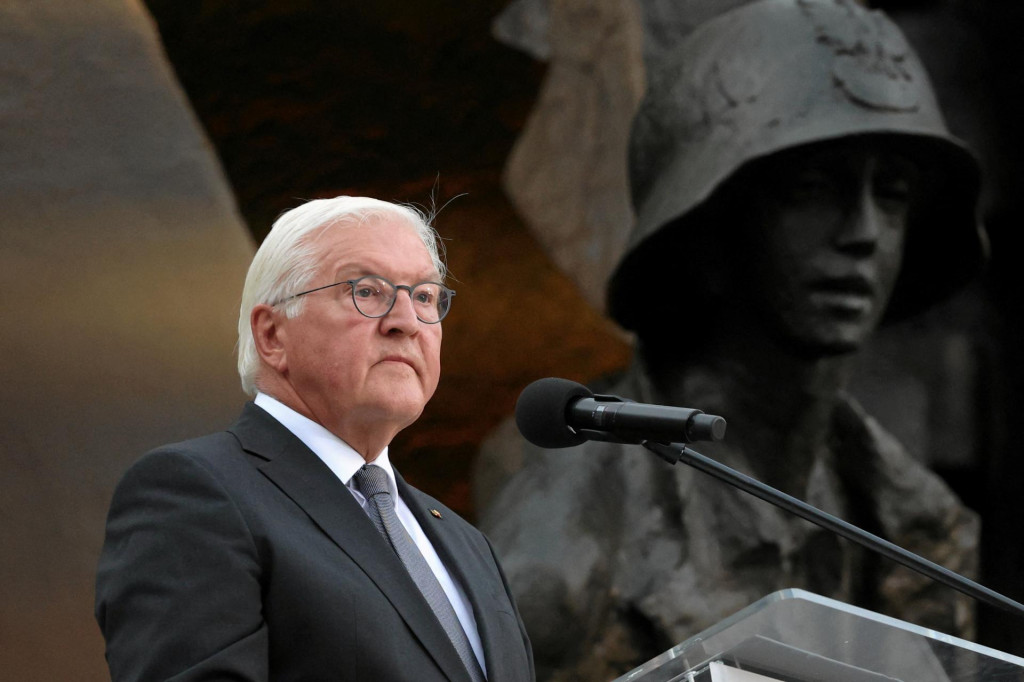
[[274, 274, 455, 324]]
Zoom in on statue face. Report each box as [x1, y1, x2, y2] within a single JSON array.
[[740, 141, 917, 356]]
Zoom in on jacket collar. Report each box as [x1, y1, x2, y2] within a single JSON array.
[[227, 402, 474, 682]]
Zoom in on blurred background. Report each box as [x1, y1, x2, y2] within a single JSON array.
[[2, 0, 1022, 679]]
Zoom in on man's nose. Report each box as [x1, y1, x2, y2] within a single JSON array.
[[380, 288, 420, 334]]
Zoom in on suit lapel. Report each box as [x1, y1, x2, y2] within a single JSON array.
[[227, 404, 471, 682], [399, 473, 518, 682]]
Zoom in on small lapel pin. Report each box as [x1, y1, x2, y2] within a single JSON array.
[[430, 508, 443, 519]]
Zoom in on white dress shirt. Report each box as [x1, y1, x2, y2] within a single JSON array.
[[253, 393, 486, 673]]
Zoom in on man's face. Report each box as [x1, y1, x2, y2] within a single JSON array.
[[277, 217, 443, 446], [741, 142, 917, 356]]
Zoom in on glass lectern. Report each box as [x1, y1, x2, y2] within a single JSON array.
[[613, 589, 1024, 682]]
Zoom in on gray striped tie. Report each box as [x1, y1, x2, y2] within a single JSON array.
[[354, 465, 486, 682]]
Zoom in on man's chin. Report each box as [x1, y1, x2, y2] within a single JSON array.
[[371, 394, 428, 429], [359, 376, 437, 429]]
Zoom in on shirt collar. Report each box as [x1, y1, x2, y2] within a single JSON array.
[[254, 392, 396, 493]]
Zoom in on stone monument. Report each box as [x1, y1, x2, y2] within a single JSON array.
[[475, 1, 986, 679]]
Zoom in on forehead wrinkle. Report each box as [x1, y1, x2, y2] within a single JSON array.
[[330, 262, 441, 284], [323, 245, 440, 284], [304, 216, 443, 291]]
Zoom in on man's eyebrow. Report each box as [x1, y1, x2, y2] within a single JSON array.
[[331, 264, 371, 278]]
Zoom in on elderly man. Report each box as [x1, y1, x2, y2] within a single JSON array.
[[475, 1, 984, 680], [96, 196, 534, 682]]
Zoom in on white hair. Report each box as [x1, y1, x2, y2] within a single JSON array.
[[237, 195, 446, 396]]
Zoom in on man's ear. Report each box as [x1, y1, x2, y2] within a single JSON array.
[[251, 304, 288, 373]]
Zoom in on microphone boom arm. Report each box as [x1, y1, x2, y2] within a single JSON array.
[[642, 440, 1024, 620]]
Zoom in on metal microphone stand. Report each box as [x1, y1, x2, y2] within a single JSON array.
[[642, 439, 1024, 620]]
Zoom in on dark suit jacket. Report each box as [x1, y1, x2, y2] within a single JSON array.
[[95, 403, 534, 682]]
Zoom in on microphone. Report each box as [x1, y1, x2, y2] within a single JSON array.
[[514, 377, 727, 449]]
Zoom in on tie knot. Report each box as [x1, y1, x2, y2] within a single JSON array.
[[354, 465, 390, 498]]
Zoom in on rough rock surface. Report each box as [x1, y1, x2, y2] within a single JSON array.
[[0, 2, 253, 679]]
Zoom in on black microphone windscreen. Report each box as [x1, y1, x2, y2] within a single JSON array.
[[515, 378, 592, 449]]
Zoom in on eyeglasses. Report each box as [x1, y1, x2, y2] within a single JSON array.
[[277, 275, 455, 324]]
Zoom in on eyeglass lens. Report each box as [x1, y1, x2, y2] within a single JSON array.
[[350, 276, 452, 323]]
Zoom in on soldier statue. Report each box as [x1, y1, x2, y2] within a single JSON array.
[[475, 1, 986, 680]]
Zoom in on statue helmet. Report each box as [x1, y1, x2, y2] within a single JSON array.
[[608, 0, 985, 333]]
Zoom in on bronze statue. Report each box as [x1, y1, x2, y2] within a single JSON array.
[[475, 1, 986, 680]]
